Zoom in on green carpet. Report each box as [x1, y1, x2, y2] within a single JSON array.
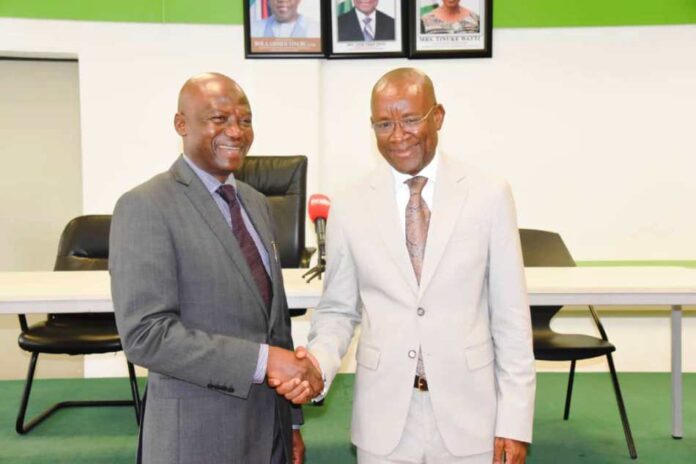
[[1, 373, 695, 463]]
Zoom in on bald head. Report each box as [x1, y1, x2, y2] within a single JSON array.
[[174, 72, 254, 181], [371, 67, 437, 112], [178, 72, 248, 113], [369, 67, 444, 175]]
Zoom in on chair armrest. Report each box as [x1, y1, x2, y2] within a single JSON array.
[[299, 247, 316, 268], [18, 315, 29, 332], [588, 305, 609, 341]]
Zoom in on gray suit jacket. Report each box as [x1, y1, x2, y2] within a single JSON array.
[[110, 156, 300, 464]]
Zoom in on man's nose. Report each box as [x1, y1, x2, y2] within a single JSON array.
[[224, 122, 243, 138], [388, 121, 407, 141]]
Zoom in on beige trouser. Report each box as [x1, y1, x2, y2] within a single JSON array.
[[357, 390, 493, 464]]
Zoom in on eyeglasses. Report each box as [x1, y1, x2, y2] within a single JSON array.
[[371, 105, 438, 135]]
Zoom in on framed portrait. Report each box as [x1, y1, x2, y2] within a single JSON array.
[[327, 0, 407, 59], [408, 0, 493, 59], [244, 0, 327, 58]]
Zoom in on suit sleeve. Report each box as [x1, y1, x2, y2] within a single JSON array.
[[110, 190, 260, 399], [487, 182, 536, 443], [307, 200, 361, 394]]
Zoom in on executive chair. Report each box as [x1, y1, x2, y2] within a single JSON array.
[[519, 229, 637, 459], [235, 155, 315, 316], [16, 215, 141, 434]]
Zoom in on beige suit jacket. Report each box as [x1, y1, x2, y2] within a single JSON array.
[[308, 154, 535, 457]]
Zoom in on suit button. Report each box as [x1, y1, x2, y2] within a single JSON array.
[[408, 350, 416, 359], [417, 307, 425, 316]]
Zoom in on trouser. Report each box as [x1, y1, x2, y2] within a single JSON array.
[[357, 390, 494, 464]]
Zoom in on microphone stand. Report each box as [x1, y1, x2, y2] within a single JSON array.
[[304, 218, 326, 282], [302, 257, 325, 283]]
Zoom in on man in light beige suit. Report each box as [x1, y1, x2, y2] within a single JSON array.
[[277, 68, 535, 463]]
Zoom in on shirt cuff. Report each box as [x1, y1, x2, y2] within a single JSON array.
[[292, 425, 302, 430], [253, 343, 269, 384], [311, 368, 328, 403]]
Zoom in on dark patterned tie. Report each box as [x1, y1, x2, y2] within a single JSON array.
[[405, 176, 430, 379], [217, 185, 272, 309]]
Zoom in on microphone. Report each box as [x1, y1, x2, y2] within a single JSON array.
[[308, 194, 330, 260], [304, 194, 331, 282]]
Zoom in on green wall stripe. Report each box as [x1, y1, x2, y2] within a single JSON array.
[[0, 0, 243, 24], [1, 0, 695, 27], [162, 0, 242, 25], [494, 0, 696, 28], [0, 0, 164, 23]]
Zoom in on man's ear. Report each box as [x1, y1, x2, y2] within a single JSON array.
[[174, 112, 187, 136], [434, 104, 445, 130]]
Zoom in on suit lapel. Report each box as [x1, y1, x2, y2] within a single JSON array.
[[366, 166, 419, 297], [236, 185, 284, 328], [236, 185, 274, 260], [419, 155, 469, 296], [171, 158, 268, 320]]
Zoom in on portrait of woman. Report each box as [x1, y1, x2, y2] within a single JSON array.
[[420, 0, 480, 34]]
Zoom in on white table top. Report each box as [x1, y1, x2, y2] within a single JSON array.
[[525, 267, 696, 305], [1, 266, 696, 314], [0, 269, 322, 314]]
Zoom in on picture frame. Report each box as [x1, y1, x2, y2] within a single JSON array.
[[244, 0, 327, 58], [327, 0, 407, 59], [408, 0, 493, 59]]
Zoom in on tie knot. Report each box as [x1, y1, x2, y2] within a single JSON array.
[[363, 17, 372, 25], [217, 184, 238, 204], [405, 176, 428, 195]]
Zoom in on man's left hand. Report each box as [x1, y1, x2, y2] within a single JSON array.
[[493, 437, 528, 464], [292, 429, 305, 464]]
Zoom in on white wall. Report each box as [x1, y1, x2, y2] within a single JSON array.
[[1, 18, 695, 376], [2, 19, 694, 260]]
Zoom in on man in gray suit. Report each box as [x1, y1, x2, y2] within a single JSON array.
[[110, 72, 323, 464]]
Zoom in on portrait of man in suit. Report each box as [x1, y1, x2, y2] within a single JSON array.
[[251, 0, 320, 38], [274, 68, 536, 463], [110, 72, 322, 464], [337, 0, 396, 42]]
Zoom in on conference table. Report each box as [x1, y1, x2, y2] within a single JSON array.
[[1, 266, 695, 438]]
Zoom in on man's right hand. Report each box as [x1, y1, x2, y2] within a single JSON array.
[[266, 346, 323, 402]]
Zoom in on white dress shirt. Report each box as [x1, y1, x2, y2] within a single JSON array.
[[391, 151, 440, 232], [354, 9, 377, 37]]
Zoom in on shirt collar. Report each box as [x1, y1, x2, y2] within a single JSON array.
[[182, 154, 237, 195], [269, 14, 302, 28], [390, 150, 440, 187], [354, 8, 376, 23]]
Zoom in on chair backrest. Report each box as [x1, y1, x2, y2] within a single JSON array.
[[54, 215, 111, 271], [519, 229, 576, 330], [234, 155, 308, 268], [50, 215, 113, 323], [519, 229, 575, 268]]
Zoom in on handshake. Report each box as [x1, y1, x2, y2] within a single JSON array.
[[266, 346, 324, 404]]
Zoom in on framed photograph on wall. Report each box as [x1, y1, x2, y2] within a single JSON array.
[[409, 0, 493, 58], [328, 0, 407, 59], [244, 0, 327, 58]]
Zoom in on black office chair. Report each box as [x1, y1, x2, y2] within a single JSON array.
[[16, 215, 141, 434], [235, 155, 315, 316], [519, 229, 637, 459]]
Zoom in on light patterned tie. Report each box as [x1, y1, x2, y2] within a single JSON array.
[[405, 176, 430, 378], [362, 16, 374, 41]]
